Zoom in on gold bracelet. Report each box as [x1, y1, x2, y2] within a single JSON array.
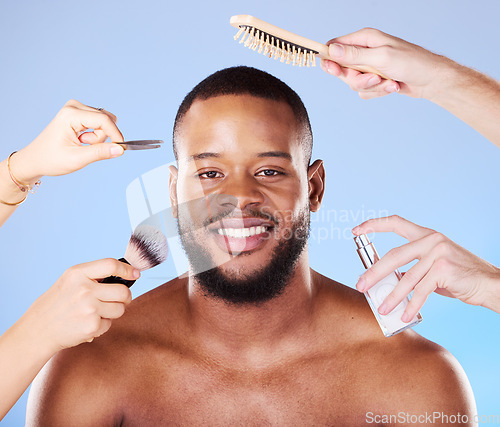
[[8, 151, 41, 194], [0, 193, 28, 206]]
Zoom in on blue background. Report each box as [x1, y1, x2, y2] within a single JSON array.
[[1, 0, 499, 424]]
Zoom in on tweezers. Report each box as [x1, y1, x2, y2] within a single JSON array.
[[117, 140, 164, 150]]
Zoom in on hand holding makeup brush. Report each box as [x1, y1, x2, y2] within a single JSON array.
[[0, 258, 138, 421], [29, 259, 138, 349]]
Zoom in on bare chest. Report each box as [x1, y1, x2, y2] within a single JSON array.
[[117, 352, 390, 426]]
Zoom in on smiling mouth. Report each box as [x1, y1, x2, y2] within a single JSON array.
[[215, 225, 271, 238]]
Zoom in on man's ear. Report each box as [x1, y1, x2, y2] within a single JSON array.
[[168, 165, 179, 218], [307, 159, 325, 213]]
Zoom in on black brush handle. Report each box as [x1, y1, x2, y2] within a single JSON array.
[[100, 258, 137, 288]]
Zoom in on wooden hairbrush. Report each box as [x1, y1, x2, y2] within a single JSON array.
[[230, 15, 389, 79]]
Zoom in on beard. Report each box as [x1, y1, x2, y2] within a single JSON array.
[[177, 204, 310, 306]]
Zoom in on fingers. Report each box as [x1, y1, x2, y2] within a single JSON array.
[[326, 27, 394, 49], [76, 104, 118, 146], [352, 215, 454, 321], [376, 256, 434, 316], [61, 101, 125, 163], [357, 233, 440, 291], [78, 129, 111, 145], [321, 28, 403, 97], [327, 42, 388, 69], [79, 140, 124, 162], [353, 215, 435, 242], [94, 283, 132, 305], [335, 66, 380, 89], [321, 56, 399, 99], [321, 61, 400, 97], [96, 301, 127, 319], [64, 99, 118, 124], [320, 58, 342, 77], [77, 258, 140, 282], [41, 258, 139, 349], [78, 129, 108, 144], [68, 108, 124, 143], [400, 270, 438, 322]]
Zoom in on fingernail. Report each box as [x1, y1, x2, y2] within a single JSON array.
[[110, 144, 124, 157], [401, 312, 411, 323], [385, 85, 399, 93], [352, 226, 361, 235], [324, 61, 339, 76], [356, 277, 366, 292], [328, 66, 339, 76], [368, 76, 381, 86], [133, 269, 141, 278], [329, 43, 344, 58], [378, 302, 388, 315]]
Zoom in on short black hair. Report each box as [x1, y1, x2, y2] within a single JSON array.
[[173, 66, 312, 167]]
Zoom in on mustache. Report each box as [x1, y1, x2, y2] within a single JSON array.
[[202, 208, 279, 228]]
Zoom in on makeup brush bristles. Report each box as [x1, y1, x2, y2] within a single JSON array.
[[124, 225, 168, 272], [234, 25, 317, 67]]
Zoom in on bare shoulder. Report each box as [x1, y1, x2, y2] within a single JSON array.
[[26, 276, 188, 426], [312, 270, 477, 420], [379, 331, 477, 417], [27, 338, 118, 426]]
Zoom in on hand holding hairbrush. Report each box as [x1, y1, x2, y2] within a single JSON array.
[[230, 14, 390, 79]]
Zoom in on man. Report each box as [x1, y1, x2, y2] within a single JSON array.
[[27, 29, 488, 425]]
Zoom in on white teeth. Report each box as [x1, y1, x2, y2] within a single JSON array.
[[216, 226, 269, 238]]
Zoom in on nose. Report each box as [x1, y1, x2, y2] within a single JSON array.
[[214, 173, 265, 210]]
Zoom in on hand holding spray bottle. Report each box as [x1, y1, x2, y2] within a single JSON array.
[[354, 234, 422, 337]]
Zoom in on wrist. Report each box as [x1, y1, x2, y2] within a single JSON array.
[[425, 56, 479, 110], [8, 310, 59, 364], [424, 56, 465, 104], [9, 148, 44, 185], [480, 267, 500, 314]]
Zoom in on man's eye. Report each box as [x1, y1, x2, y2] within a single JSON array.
[[199, 171, 222, 179], [256, 169, 282, 176]]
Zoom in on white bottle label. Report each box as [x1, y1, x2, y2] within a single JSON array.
[[366, 271, 417, 335]]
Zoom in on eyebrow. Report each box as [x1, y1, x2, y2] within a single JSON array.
[[187, 152, 221, 161], [256, 151, 292, 161], [186, 151, 292, 162]]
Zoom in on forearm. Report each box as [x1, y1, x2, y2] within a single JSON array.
[[0, 313, 57, 421], [429, 59, 500, 147]]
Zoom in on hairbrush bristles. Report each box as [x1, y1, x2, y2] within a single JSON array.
[[124, 225, 168, 272], [232, 14, 320, 68], [234, 25, 318, 68], [230, 15, 389, 78]]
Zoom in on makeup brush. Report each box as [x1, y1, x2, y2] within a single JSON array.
[[101, 225, 168, 287]]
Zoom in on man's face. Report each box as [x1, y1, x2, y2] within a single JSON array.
[[171, 94, 320, 305]]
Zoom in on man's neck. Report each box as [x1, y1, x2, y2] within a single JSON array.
[[186, 254, 319, 365]]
